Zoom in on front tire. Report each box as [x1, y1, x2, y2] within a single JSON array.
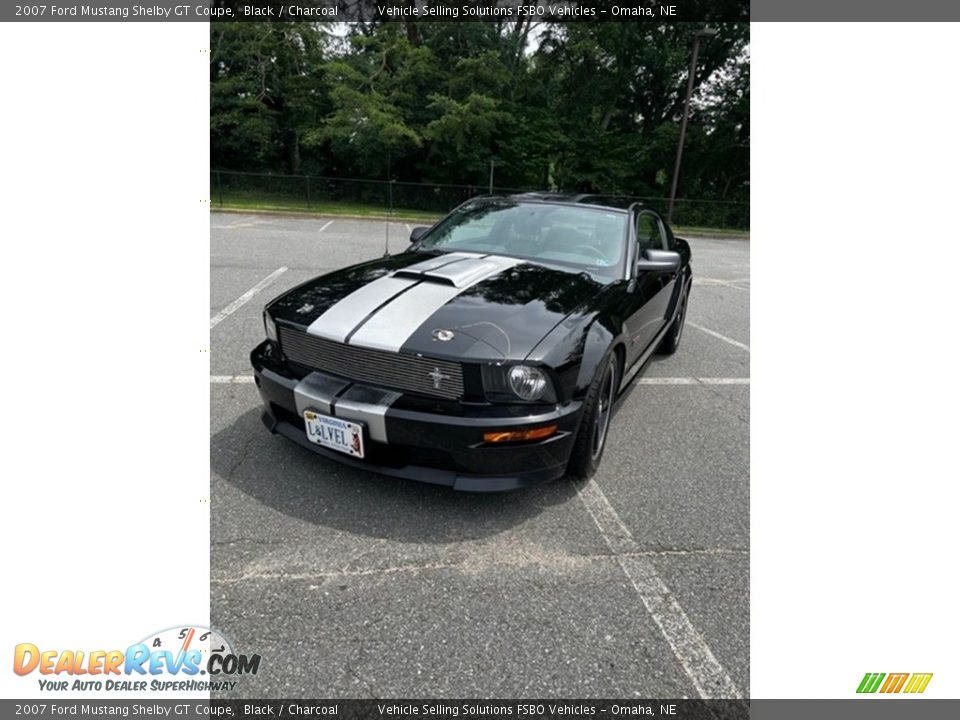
[[566, 352, 619, 480]]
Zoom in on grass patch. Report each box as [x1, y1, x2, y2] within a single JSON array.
[[672, 225, 750, 239], [215, 193, 442, 223]]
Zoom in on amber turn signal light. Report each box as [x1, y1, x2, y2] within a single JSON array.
[[483, 425, 558, 444]]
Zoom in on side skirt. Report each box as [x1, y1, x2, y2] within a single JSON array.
[[618, 318, 673, 393]]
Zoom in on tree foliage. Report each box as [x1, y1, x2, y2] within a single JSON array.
[[211, 20, 749, 205]]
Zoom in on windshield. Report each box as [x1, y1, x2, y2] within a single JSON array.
[[415, 200, 628, 278]]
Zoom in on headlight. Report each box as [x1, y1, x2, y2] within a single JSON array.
[[263, 311, 278, 343], [509, 366, 548, 401], [481, 364, 557, 403]]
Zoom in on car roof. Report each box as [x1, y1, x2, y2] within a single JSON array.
[[501, 192, 647, 212]]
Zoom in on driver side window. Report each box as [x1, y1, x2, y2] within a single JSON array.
[[636, 212, 667, 253]]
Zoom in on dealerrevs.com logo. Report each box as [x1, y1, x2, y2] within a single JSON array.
[[857, 672, 933, 694], [13, 626, 261, 692]]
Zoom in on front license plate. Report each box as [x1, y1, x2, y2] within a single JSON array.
[[303, 410, 365, 459]]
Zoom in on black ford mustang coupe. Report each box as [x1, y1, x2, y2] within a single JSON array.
[[251, 193, 691, 491]]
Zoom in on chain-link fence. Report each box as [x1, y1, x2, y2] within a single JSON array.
[[211, 170, 749, 231]]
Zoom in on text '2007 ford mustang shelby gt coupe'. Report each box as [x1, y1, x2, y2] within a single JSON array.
[[251, 193, 692, 491]]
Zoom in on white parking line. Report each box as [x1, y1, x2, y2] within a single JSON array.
[[211, 548, 749, 585], [211, 219, 276, 230], [575, 479, 744, 700], [318, 220, 334, 233], [210, 267, 288, 329], [639, 378, 749, 385], [210, 376, 256, 384], [687, 322, 751, 352], [404, 223, 412, 233], [693, 277, 750, 292]]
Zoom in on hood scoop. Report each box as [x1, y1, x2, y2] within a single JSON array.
[[394, 255, 503, 288]]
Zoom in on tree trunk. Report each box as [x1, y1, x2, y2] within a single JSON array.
[[287, 130, 301, 174], [600, 108, 614, 131], [405, 20, 420, 47]]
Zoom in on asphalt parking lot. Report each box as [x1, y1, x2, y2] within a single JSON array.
[[210, 212, 749, 699]]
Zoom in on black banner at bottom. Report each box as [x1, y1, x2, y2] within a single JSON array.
[[2, 700, 743, 720], [220, 700, 744, 720], [4, 699, 959, 720]]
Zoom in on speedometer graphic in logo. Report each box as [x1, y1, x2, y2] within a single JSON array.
[[138, 625, 238, 675]]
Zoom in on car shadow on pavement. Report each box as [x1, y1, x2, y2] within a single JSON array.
[[211, 407, 579, 545]]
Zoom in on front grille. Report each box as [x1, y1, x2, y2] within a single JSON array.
[[278, 326, 464, 400]]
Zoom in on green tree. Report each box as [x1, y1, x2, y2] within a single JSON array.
[[210, 19, 750, 227], [210, 21, 328, 173]]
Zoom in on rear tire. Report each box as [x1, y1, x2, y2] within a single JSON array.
[[566, 351, 620, 480], [658, 285, 689, 355]]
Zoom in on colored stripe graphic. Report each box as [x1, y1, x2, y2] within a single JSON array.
[[903, 673, 933, 694], [880, 673, 908, 693], [857, 672, 932, 694], [856, 672, 885, 693]]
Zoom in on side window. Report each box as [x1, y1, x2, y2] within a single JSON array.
[[636, 212, 667, 253]]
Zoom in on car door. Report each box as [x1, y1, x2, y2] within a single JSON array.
[[624, 211, 677, 366]]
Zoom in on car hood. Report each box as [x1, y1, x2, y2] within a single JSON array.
[[268, 251, 606, 361]]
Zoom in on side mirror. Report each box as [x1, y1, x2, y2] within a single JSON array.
[[636, 249, 680, 273], [409, 226, 430, 243]]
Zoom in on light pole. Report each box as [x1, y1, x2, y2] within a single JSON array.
[[667, 27, 718, 225]]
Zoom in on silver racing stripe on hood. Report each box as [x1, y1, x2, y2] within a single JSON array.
[[305, 252, 493, 343], [305, 275, 418, 342], [347, 255, 523, 352]]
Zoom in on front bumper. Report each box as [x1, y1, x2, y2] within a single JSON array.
[[251, 341, 583, 492]]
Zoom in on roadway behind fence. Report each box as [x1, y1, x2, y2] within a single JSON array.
[[211, 170, 749, 231]]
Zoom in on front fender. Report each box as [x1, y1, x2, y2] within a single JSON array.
[[527, 314, 616, 403]]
